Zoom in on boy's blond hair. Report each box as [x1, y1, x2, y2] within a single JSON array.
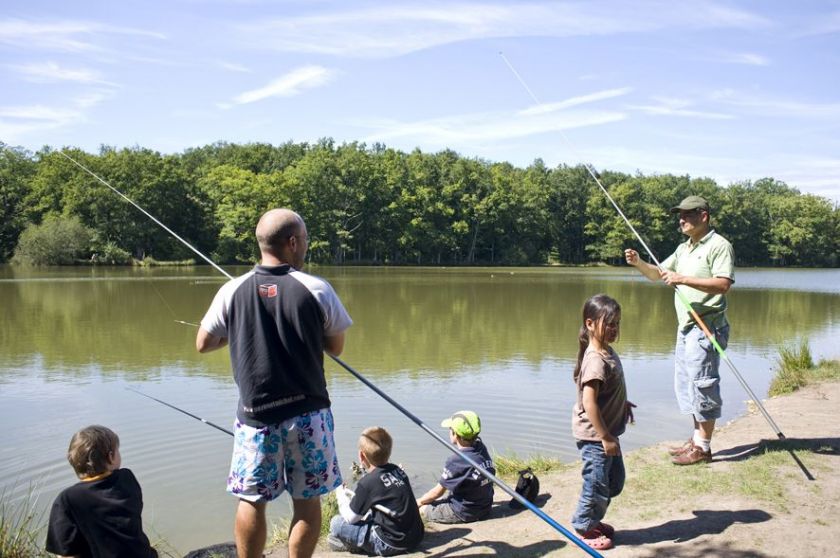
[[359, 426, 392, 467], [67, 425, 120, 478]]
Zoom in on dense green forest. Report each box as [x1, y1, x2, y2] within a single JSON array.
[[1, 140, 837, 267]]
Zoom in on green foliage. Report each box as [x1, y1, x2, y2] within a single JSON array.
[[0, 144, 36, 262], [770, 341, 840, 396], [91, 240, 133, 265], [320, 491, 339, 538], [493, 452, 569, 478], [3, 141, 838, 267], [12, 215, 93, 265], [0, 485, 49, 558]]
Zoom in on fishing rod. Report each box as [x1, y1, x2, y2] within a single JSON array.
[[499, 53, 814, 480], [63, 150, 601, 556], [330, 355, 603, 558], [127, 387, 399, 518], [127, 387, 233, 436]]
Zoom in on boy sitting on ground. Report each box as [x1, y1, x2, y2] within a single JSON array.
[[45, 425, 157, 558], [416, 410, 495, 523], [329, 427, 424, 556]]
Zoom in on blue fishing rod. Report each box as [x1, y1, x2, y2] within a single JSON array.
[[60, 150, 603, 557]]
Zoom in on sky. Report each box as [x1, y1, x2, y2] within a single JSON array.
[[1, 0, 839, 202]]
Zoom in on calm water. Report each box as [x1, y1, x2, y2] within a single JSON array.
[[2, 265, 839, 552]]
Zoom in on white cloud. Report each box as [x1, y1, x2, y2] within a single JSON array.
[[74, 90, 114, 108], [711, 90, 840, 119], [519, 88, 633, 116], [630, 96, 734, 120], [10, 61, 118, 86], [796, 10, 840, 37], [0, 104, 84, 141], [219, 61, 252, 73], [235, 1, 770, 58], [721, 52, 770, 66], [0, 18, 164, 53], [0, 90, 112, 143], [226, 65, 337, 106], [360, 106, 626, 146]]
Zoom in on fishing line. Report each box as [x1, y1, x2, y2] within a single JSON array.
[[64, 150, 598, 553], [499, 52, 813, 481]]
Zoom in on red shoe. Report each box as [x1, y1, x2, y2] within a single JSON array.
[[578, 528, 613, 550], [672, 444, 712, 465], [597, 521, 615, 538]]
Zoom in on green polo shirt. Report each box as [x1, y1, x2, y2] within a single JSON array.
[[661, 230, 735, 331]]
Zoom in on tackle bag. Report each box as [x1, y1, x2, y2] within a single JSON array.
[[509, 467, 540, 509]]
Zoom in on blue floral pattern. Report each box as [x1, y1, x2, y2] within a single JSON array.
[[227, 408, 342, 501]]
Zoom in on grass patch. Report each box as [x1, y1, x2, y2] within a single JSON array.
[[267, 491, 339, 551], [492, 452, 571, 479], [0, 486, 49, 558], [136, 256, 196, 267], [769, 341, 840, 396], [616, 437, 829, 520]]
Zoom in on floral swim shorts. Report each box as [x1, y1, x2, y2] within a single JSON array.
[[227, 408, 342, 501]]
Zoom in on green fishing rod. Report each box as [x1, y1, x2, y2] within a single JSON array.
[[498, 54, 808, 473], [60, 150, 604, 557]]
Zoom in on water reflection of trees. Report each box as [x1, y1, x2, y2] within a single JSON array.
[[1, 268, 837, 382]]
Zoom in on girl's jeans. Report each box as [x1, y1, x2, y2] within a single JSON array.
[[571, 440, 625, 533]]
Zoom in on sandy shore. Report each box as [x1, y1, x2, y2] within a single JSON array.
[[191, 380, 839, 558]]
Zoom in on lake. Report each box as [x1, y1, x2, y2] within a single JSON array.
[[1, 265, 838, 553]]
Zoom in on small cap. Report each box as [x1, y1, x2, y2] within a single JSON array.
[[670, 195, 710, 213], [441, 410, 481, 440]]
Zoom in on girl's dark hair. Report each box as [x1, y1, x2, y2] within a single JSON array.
[[573, 294, 621, 383], [67, 425, 120, 478]]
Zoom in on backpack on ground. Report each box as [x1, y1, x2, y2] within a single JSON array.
[[509, 467, 540, 509]]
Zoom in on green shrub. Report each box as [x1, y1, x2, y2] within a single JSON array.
[[0, 486, 49, 558], [91, 241, 133, 265], [769, 339, 814, 396], [12, 216, 93, 265]]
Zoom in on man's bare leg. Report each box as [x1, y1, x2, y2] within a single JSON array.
[[288, 496, 321, 558], [235, 499, 267, 558], [698, 419, 715, 444]]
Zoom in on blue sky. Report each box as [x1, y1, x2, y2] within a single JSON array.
[[2, 1, 839, 201]]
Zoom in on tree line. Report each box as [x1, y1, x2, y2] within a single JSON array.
[[1, 140, 838, 267]]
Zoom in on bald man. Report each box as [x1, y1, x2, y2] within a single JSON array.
[[197, 209, 352, 558]]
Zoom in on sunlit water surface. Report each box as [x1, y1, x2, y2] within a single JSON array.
[[1, 265, 838, 552]]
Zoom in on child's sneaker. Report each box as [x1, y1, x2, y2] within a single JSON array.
[[327, 535, 348, 552]]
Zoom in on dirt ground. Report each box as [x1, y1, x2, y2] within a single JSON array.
[[191, 381, 840, 558]]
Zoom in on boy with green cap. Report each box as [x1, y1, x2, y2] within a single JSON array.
[[416, 410, 495, 523]]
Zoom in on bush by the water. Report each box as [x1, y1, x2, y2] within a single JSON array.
[[769, 340, 840, 396], [12, 216, 93, 266], [91, 241, 132, 265]]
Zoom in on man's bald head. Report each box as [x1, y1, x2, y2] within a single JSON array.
[[256, 208, 304, 256]]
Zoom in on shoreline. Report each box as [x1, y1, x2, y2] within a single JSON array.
[[305, 380, 839, 557], [188, 379, 840, 557]]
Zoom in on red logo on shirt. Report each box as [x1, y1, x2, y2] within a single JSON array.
[[258, 284, 278, 298]]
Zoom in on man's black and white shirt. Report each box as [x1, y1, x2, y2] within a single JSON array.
[[201, 264, 352, 427]]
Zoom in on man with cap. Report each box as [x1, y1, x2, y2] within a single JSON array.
[[624, 196, 734, 465], [416, 410, 495, 523]]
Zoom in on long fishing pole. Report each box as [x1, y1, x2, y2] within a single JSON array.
[[330, 355, 602, 558], [126, 387, 400, 518], [499, 53, 813, 480], [127, 387, 233, 435], [64, 150, 600, 555]]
